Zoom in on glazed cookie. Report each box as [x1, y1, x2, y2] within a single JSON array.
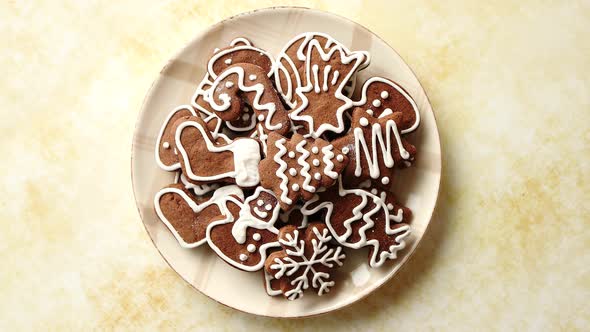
[[352, 76, 420, 133], [177, 172, 219, 196], [207, 38, 275, 80], [208, 63, 291, 136], [259, 132, 349, 211], [332, 107, 417, 188], [264, 222, 346, 300], [274, 32, 370, 109], [154, 184, 244, 248], [207, 187, 281, 271], [173, 115, 261, 187], [301, 179, 411, 268], [155, 105, 197, 171], [287, 37, 368, 137]]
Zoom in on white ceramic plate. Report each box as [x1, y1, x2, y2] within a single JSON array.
[[132, 7, 441, 318]]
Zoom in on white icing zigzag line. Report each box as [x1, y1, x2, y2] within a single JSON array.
[[207, 45, 276, 79], [300, 179, 411, 268], [155, 105, 197, 171], [154, 185, 244, 248], [289, 39, 366, 137], [175, 120, 261, 187], [208, 66, 283, 131], [295, 139, 315, 193], [354, 119, 410, 179], [273, 137, 292, 205], [321, 145, 339, 179], [353, 77, 421, 134]]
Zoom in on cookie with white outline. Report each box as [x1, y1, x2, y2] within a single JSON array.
[[172, 115, 261, 187], [259, 132, 349, 210], [332, 107, 417, 188], [207, 38, 274, 80], [155, 105, 197, 171], [207, 187, 281, 271]]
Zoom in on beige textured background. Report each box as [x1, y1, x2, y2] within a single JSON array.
[[1, 1, 588, 331]]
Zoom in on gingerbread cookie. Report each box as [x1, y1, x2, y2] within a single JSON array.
[[208, 63, 290, 135], [332, 107, 417, 188], [352, 76, 420, 133], [207, 187, 281, 271], [155, 105, 197, 171], [173, 115, 261, 187], [301, 179, 411, 268], [207, 38, 274, 80], [274, 32, 370, 109], [177, 172, 219, 196], [264, 223, 346, 300], [259, 132, 349, 210], [154, 184, 244, 248]]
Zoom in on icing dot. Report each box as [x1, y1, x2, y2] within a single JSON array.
[[257, 199, 264, 206], [312, 159, 320, 166], [225, 81, 234, 88], [366, 109, 374, 116], [381, 91, 389, 99], [213, 48, 220, 53], [224, 58, 232, 65], [308, 187, 316, 193], [247, 244, 256, 253], [372, 99, 381, 107], [253, 233, 261, 241], [314, 172, 321, 180], [288, 151, 296, 158], [162, 142, 170, 149], [381, 177, 390, 185], [242, 113, 250, 121], [292, 184, 300, 191], [265, 204, 273, 211], [311, 147, 319, 154], [239, 253, 248, 261], [336, 154, 344, 162], [249, 74, 257, 81], [387, 203, 394, 210], [359, 117, 369, 127], [342, 147, 350, 154], [257, 114, 265, 121], [371, 189, 378, 195], [289, 168, 297, 176]]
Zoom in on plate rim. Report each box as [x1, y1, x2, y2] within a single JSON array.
[[131, 5, 442, 318]]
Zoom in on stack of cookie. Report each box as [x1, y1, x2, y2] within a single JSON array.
[[154, 33, 420, 300]]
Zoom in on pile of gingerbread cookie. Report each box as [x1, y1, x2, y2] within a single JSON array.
[[154, 33, 420, 300]]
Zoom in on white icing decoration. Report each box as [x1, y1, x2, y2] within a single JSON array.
[[229, 37, 252, 46], [179, 173, 220, 196], [353, 119, 410, 179], [257, 114, 265, 121], [269, 226, 345, 300], [154, 185, 244, 248], [372, 99, 381, 107], [175, 120, 261, 187], [287, 38, 369, 137], [242, 113, 250, 120], [249, 74, 257, 81], [342, 146, 350, 154], [381, 177, 390, 185], [295, 139, 316, 193], [321, 145, 339, 179], [239, 254, 248, 261], [155, 105, 197, 171], [274, 137, 293, 205], [190, 73, 223, 139], [336, 154, 344, 162], [312, 159, 320, 166], [300, 179, 410, 268], [311, 146, 319, 154], [253, 233, 261, 241], [322, 65, 331, 92], [288, 151, 295, 158], [253, 207, 268, 219], [292, 184, 300, 191], [387, 203, 394, 210], [359, 117, 369, 127], [265, 204, 272, 211], [331, 70, 340, 86], [208, 44, 275, 79], [247, 244, 256, 253], [379, 108, 393, 118], [225, 81, 234, 88], [381, 91, 389, 99], [224, 58, 232, 65], [314, 172, 321, 180], [208, 66, 283, 131], [353, 77, 421, 134], [213, 47, 220, 53], [289, 168, 297, 176], [366, 109, 374, 116], [257, 199, 264, 206], [163, 142, 170, 149]]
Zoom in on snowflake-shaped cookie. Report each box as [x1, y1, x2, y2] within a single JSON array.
[[264, 223, 346, 300]]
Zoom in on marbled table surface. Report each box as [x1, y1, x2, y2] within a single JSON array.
[[1, 1, 588, 331]]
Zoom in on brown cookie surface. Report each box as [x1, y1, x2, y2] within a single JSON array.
[[155, 105, 197, 171]]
